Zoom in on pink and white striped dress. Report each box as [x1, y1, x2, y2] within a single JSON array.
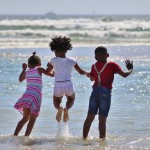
[[14, 67, 42, 116]]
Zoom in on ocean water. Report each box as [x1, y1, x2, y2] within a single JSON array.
[[0, 46, 150, 150], [0, 15, 150, 48], [0, 15, 150, 149]]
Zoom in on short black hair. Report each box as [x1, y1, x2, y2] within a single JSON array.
[[95, 46, 107, 55], [28, 52, 41, 66], [49, 36, 72, 52]]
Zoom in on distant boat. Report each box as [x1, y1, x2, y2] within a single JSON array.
[[44, 12, 57, 17]]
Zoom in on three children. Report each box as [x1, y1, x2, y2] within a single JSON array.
[[14, 37, 133, 139]]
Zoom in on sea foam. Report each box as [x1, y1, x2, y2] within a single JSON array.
[[56, 122, 72, 139]]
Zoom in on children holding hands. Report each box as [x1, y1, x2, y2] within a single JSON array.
[[13, 37, 133, 140]]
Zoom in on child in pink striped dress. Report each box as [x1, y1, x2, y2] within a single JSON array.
[[14, 52, 54, 137]]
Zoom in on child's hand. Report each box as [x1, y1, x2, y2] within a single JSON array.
[[90, 76, 95, 81], [125, 60, 133, 70], [22, 63, 27, 70], [50, 70, 55, 77], [86, 73, 95, 81], [86, 73, 91, 78]]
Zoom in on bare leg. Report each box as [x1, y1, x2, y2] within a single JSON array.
[[53, 96, 63, 122], [99, 116, 107, 139], [83, 114, 95, 139], [66, 93, 75, 110], [25, 113, 37, 136], [63, 108, 69, 122], [63, 93, 75, 122], [53, 95, 62, 110], [13, 108, 30, 136]]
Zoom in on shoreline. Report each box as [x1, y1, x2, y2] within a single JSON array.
[[0, 42, 150, 50]]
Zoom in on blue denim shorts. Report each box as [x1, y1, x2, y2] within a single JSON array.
[[88, 86, 111, 117]]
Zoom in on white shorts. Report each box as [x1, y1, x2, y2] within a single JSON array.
[[54, 81, 75, 97]]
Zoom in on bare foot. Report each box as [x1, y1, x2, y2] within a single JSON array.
[[63, 108, 69, 122], [100, 137, 105, 141], [56, 107, 63, 122]]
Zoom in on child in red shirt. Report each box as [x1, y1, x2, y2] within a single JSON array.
[[83, 46, 133, 140]]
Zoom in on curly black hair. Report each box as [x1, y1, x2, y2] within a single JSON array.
[[28, 52, 41, 67], [49, 36, 72, 52]]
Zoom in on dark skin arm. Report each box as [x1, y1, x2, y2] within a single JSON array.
[[118, 59, 133, 77], [46, 62, 89, 76], [46, 62, 54, 74], [87, 60, 133, 81], [74, 63, 89, 75], [19, 63, 27, 82], [87, 74, 95, 81], [38, 66, 54, 77]]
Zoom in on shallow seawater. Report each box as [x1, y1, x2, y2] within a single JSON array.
[[0, 46, 150, 149]]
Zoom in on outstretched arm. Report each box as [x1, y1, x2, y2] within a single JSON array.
[[38, 66, 54, 77], [86, 73, 95, 81], [19, 63, 27, 82], [118, 60, 133, 77], [45, 62, 54, 76], [74, 63, 88, 75]]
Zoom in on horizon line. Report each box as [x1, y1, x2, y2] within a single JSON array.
[[0, 13, 150, 16]]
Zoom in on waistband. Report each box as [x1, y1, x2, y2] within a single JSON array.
[[55, 80, 71, 82], [92, 85, 111, 91]]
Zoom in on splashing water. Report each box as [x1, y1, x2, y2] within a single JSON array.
[[0, 46, 150, 149], [56, 122, 72, 139]]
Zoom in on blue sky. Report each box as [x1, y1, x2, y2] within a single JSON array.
[[0, 0, 150, 15]]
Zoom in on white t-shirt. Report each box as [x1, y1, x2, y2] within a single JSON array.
[[50, 57, 77, 82]]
